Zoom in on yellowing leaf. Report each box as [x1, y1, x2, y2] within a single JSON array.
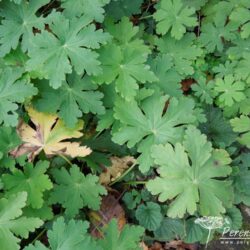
[[11, 107, 91, 161]]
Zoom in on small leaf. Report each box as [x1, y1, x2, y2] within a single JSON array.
[[135, 202, 163, 231]]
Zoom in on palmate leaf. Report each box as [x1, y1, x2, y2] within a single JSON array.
[[35, 73, 105, 128], [2, 161, 53, 209], [25, 217, 100, 250], [231, 115, 250, 148], [156, 34, 202, 76], [62, 0, 110, 22], [191, 77, 214, 104], [147, 126, 233, 218], [0, 0, 49, 56], [0, 192, 43, 250], [49, 165, 107, 218], [98, 219, 144, 250], [214, 75, 245, 107], [0, 67, 37, 126], [149, 54, 183, 97], [11, 107, 91, 161], [94, 17, 157, 100], [112, 93, 196, 172], [26, 12, 110, 89], [199, 17, 236, 53], [154, 0, 197, 39]]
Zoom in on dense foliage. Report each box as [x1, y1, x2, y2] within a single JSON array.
[[0, 0, 250, 249]]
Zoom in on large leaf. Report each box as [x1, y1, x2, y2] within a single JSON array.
[[26, 12, 110, 88], [147, 126, 233, 218], [112, 94, 196, 172]]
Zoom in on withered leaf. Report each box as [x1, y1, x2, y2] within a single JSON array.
[[10, 107, 91, 161], [89, 194, 126, 238]]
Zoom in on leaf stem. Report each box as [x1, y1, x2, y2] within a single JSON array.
[[31, 228, 46, 244], [123, 181, 147, 185], [109, 161, 138, 186], [58, 154, 73, 166], [139, 14, 153, 20]]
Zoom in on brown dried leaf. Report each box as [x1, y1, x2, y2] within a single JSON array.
[[10, 107, 91, 161], [99, 156, 136, 185], [89, 194, 126, 238]]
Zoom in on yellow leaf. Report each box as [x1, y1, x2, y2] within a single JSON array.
[[11, 107, 91, 161]]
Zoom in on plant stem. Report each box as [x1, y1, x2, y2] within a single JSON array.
[[109, 161, 138, 186], [58, 153, 73, 166], [123, 181, 147, 185], [31, 228, 46, 244], [139, 14, 153, 20]]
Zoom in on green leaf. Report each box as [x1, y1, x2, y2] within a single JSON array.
[[231, 115, 250, 148], [2, 161, 53, 209], [156, 34, 202, 75], [0, 0, 49, 56], [49, 165, 107, 218], [98, 219, 144, 250], [26, 12, 110, 89], [0, 192, 43, 250], [105, 0, 143, 20], [235, 52, 250, 83], [154, 217, 185, 241], [94, 18, 157, 100], [154, 0, 197, 39], [0, 67, 37, 126], [112, 94, 196, 172], [192, 77, 214, 104], [214, 75, 245, 107], [225, 206, 243, 230], [0, 126, 20, 168], [184, 218, 208, 243], [25, 217, 100, 250], [182, 0, 208, 10], [199, 18, 236, 52], [230, 7, 250, 38], [150, 54, 183, 97], [147, 126, 233, 218], [62, 0, 110, 22], [35, 73, 105, 128], [232, 154, 250, 205], [199, 107, 236, 148], [135, 202, 163, 231]]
